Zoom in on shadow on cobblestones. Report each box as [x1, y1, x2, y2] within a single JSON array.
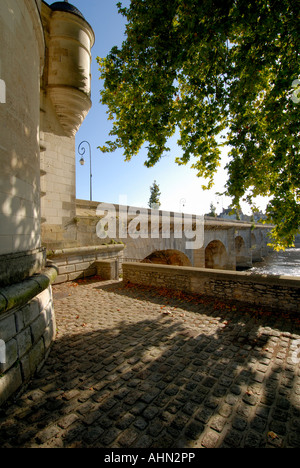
[[0, 280, 299, 448]]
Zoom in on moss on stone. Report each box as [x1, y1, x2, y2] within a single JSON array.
[[0, 266, 58, 315]]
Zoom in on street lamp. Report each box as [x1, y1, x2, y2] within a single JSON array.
[[180, 198, 186, 212], [78, 140, 92, 201]]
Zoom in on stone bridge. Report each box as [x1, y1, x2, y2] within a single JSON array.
[[75, 200, 272, 272]]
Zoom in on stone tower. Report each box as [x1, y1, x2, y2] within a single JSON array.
[[0, 0, 94, 406], [40, 1, 95, 250]]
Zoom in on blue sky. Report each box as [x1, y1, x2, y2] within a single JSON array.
[[68, 0, 265, 216]]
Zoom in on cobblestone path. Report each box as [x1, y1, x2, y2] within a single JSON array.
[[0, 278, 300, 448]]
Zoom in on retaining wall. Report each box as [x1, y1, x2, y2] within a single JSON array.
[[48, 244, 124, 284], [123, 262, 300, 312]]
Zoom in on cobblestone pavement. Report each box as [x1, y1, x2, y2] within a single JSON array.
[[1, 278, 300, 448]]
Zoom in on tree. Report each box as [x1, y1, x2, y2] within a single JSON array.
[[97, 0, 300, 250], [207, 203, 217, 217], [148, 180, 161, 209]]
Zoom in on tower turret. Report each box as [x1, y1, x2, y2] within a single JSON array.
[[46, 1, 95, 135]]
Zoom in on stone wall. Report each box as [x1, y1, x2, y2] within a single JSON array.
[[123, 262, 300, 312], [40, 126, 77, 249], [48, 244, 124, 284], [0, 265, 58, 406], [0, 1, 95, 406], [40, 3, 95, 252], [0, 0, 44, 258], [0, 0, 60, 407]]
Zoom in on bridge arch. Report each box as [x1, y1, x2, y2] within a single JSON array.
[[205, 240, 229, 270], [142, 249, 192, 267]]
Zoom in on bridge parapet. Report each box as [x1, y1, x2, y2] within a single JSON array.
[[75, 200, 273, 272]]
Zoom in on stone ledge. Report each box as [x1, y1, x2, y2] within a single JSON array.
[[0, 264, 58, 316], [47, 243, 124, 258]]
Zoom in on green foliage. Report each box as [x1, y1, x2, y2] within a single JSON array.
[[207, 203, 217, 217], [148, 180, 161, 209], [97, 0, 300, 249]]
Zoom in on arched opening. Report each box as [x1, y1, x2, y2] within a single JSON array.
[[142, 249, 192, 267], [205, 240, 228, 270]]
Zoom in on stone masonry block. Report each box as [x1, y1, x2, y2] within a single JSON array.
[[47, 257, 68, 267], [96, 260, 118, 280], [0, 365, 22, 407], [75, 261, 91, 272], [53, 274, 68, 284], [65, 255, 84, 265], [0, 338, 18, 373], [30, 311, 47, 344], [43, 319, 56, 351], [68, 271, 84, 281], [81, 254, 97, 263], [37, 288, 52, 312], [28, 338, 45, 375], [16, 327, 32, 359], [58, 264, 76, 275], [20, 353, 31, 383], [0, 314, 16, 342], [21, 300, 40, 328], [15, 308, 25, 333], [44, 301, 54, 327]]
